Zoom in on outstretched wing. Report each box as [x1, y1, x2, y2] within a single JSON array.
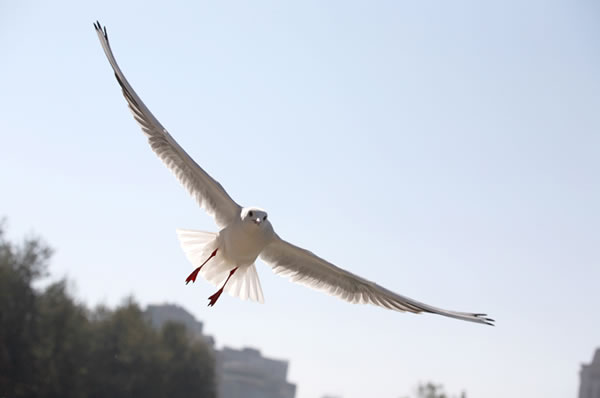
[[260, 236, 494, 325], [94, 22, 241, 228]]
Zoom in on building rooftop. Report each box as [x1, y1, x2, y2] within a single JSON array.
[[144, 303, 296, 398], [592, 348, 600, 365]]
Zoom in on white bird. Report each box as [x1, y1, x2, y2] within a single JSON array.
[[94, 21, 494, 326]]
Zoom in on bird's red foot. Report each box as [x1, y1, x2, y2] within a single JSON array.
[[207, 288, 224, 307], [185, 248, 218, 285], [185, 267, 202, 284], [207, 266, 238, 307]]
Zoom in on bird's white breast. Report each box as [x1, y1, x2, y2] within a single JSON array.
[[218, 221, 273, 266]]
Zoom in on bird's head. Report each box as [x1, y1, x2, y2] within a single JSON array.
[[242, 207, 269, 227]]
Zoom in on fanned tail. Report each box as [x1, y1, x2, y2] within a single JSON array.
[[176, 229, 265, 303], [224, 264, 265, 303]]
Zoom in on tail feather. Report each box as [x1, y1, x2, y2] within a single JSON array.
[[176, 229, 265, 303], [176, 228, 216, 246], [225, 264, 264, 303]]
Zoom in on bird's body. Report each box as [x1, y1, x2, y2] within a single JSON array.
[[178, 207, 275, 305], [94, 21, 494, 325], [219, 208, 274, 267]]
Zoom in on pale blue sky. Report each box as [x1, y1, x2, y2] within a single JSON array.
[[1, 1, 599, 397]]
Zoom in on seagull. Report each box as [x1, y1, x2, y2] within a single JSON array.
[[94, 21, 494, 326]]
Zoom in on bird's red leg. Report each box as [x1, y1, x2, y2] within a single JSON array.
[[185, 248, 218, 285], [207, 267, 238, 307]]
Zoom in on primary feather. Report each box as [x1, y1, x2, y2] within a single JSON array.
[[94, 22, 241, 228], [261, 237, 494, 325]]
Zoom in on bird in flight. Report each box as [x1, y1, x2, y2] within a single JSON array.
[[94, 21, 494, 326]]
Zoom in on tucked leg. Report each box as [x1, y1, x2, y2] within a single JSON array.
[[185, 248, 218, 284], [207, 267, 239, 307]]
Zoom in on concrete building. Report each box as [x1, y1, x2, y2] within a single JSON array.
[[579, 348, 600, 398], [217, 346, 296, 398], [145, 303, 296, 398], [145, 303, 215, 347]]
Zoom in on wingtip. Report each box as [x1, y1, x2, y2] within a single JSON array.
[[93, 20, 108, 40], [479, 315, 495, 326], [466, 312, 495, 326]]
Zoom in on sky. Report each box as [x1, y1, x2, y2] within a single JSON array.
[[1, 1, 599, 397]]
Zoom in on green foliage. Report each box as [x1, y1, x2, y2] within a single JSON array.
[[401, 382, 466, 398], [0, 221, 52, 397], [417, 382, 447, 398], [35, 281, 91, 398], [0, 221, 216, 398]]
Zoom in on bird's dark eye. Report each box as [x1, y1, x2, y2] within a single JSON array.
[[249, 211, 253, 217], [263, 215, 267, 221]]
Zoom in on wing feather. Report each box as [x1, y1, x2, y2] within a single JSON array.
[[260, 236, 494, 326], [94, 22, 241, 227]]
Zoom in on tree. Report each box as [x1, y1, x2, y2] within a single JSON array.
[[35, 281, 91, 398], [0, 220, 216, 398], [417, 382, 447, 398], [160, 322, 216, 398], [401, 382, 467, 398], [87, 300, 165, 398], [0, 220, 52, 397]]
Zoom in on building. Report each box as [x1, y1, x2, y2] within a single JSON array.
[[217, 346, 296, 398], [145, 303, 215, 346], [145, 303, 296, 398], [579, 348, 600, 398]]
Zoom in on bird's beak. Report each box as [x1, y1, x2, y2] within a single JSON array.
[[254, 218, 261, 225]]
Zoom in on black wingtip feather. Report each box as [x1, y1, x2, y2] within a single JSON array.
[[93, 20, 108, 40]]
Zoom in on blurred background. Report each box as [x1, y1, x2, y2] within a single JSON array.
[[1, 1, 599, 397]]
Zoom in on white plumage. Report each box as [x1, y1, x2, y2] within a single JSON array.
[[176, 229, 265, 304], [94, 21, 494, 326]]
